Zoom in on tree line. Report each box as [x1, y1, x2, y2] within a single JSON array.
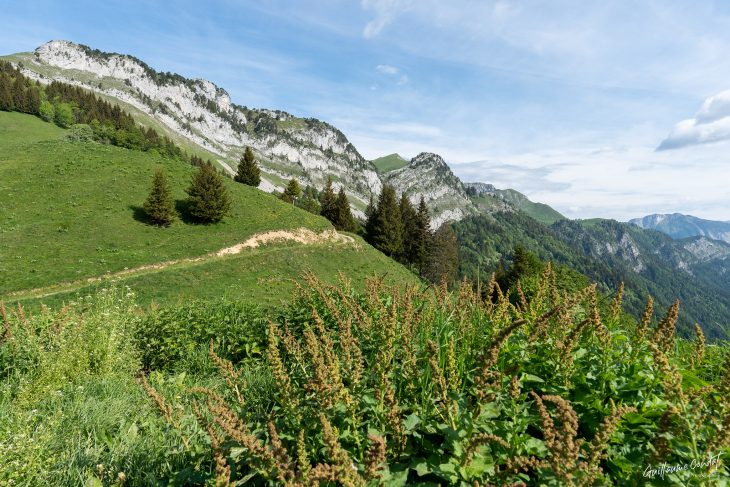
[[0, 61, 185, 160]]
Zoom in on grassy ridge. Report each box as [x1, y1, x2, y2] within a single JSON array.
[[372, 153, 409, 173]]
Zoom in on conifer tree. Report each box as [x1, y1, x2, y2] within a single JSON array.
[[235, 146, 261, 186], [368, 184, 403, 257], [143, 167, 176, 227], [0, 79, 14, 111], [365, 194, 376, 237], [281, 178, 301, 203], [185, 161, 231, 223], [399, 194, 418, 264], [335, 187, 356, 232], [424, 223, 459, 287], [320, 177, 338, 223], [413, 196, 432, 273]]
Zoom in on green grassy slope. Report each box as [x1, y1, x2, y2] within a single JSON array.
[[371, 153, 408, 173], [0, 111, 417, 305], [494, 188, 565, 224], [14, 236, 416, 310]]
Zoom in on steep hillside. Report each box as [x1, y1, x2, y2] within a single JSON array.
[[4, 41, 381, 214], [630, 212, 730, 243], [0, 111, 417, 307], [454, 211, 730, 339], [384, 152, 475, 227], [464, 182, 565, 224]]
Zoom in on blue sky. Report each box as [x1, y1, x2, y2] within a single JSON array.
[[3, 0, 730, 220]]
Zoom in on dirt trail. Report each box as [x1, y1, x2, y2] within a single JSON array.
[[5, 228, 357, 301]]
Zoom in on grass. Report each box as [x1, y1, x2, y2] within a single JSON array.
[[14, 235, 418, 311], [0, 112, 417, 304], [372, 153, 408, 173]]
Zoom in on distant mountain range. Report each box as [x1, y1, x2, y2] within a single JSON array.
[[630, 213, 730, 244]]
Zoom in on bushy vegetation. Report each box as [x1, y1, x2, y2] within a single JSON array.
[[2, 272, 728, 485]]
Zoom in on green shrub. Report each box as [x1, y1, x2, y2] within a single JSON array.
[[66, 123, 94, 142], [135, 300, 267, 370]]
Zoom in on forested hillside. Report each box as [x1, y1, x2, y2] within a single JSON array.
[[455, 212, 730, 340]]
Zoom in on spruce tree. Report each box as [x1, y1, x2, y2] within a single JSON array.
[[320, 177, 338, 223], [335, 187, 356, 232], [281, 178, 302, 204], [399, 194, 418, 264], [143, 167, 176, 227], [424, 223, 459, 287], [235, 146, 261, 186], [0, 79, 14, 111], [413, 196, 432, 274], [185, 161, 231, 223], [368, 184, 403, 257], [364, 195, 376, 237]]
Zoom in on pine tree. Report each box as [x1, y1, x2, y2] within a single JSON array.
[[412, 196, 432, 273], [0, 77, 14, 111], [399, 194, 418, 264], [497, 245, 542, 292], [235, 146, 261, 186], [364, 195, 376, 237], [185, 162, 231, 223], [12, 77, 26, 113], [143, 167, 176, 227], [320, 177, 338, 223], [335, 187, 356, 232], [368, 184, 403, 257], [424, 223, 459, 287], [280, 178, 302, 204]]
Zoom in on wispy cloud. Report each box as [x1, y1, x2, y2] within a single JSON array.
[[375, 64, 408, 84], [361, 0, 412, 39]]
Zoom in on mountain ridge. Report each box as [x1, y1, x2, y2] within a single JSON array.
[[630, 212, 730, 244], [4, 40, 563, 225]]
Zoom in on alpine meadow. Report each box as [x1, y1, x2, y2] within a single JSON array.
[[2, 2, 730, 486]]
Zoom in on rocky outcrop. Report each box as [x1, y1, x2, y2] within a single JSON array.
[[384, 153, 475, 228]]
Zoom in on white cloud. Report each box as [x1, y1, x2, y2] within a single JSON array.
[[658, 89, 730, 150]]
